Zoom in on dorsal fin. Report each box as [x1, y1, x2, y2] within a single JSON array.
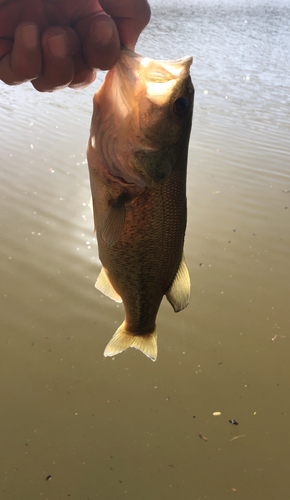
[[95, 267, 122, 303], [166, 254, 190, 312]]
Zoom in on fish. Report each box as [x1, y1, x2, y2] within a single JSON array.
[[87, 48, 194, 361]]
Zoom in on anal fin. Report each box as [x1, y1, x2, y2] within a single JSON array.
[[166, 253, 190, 312], [104, 322, 157, 362], [95, 267, 122, 303]]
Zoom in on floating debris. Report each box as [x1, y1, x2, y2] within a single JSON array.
[[229, 420, 239, 425], [198, 432, 208, 442], [213, 412, 221, 416], [230, 435, 246, 442]]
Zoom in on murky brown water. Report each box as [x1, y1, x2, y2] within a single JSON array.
[[0, 1, 289, 498]]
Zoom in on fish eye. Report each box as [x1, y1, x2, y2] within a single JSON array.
[[173, 97, 190, 117]]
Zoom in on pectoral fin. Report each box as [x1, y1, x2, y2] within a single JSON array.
[[166, 254, 190, 312], [101, 199, 126, 246], [95, 267, 122, 303], [104, 322, 157, 362]]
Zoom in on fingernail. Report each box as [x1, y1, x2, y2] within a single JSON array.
[[22, 24, 38, 50], [48, 33, 68, 58], [94, 20, 114, 45]]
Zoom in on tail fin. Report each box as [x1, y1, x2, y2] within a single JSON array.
[[104, 322, 157, 362]]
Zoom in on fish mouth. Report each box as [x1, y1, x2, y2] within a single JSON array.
[[121, 47, 193, 78], [117, 49, 193, 108]]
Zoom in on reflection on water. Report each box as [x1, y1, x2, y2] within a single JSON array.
[[0, 1, 289, 498]]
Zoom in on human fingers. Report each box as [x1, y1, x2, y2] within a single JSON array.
[[0, 22, 42, 85], [75, 13, 121, 72], [98, 0, 151, 50], [68, 32, 97, 90], [68, 49, 97, 90], [32, 26, 78, 92], [76, 0, 151, 73]]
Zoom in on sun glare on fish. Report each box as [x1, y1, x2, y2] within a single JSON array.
[[146, 80, 178, 106]]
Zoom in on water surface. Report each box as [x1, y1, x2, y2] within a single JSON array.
[[0, 1, 289, 498]]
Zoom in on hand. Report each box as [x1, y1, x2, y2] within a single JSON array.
[[0, 0, 150, 91]]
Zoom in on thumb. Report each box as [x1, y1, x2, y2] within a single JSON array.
[[98, 0, 151, 49]]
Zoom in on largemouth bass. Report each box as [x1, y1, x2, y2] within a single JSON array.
[[87, 48, 194, 361]]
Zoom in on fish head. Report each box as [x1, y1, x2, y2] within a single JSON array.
[[90, 49, 194, 188]]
